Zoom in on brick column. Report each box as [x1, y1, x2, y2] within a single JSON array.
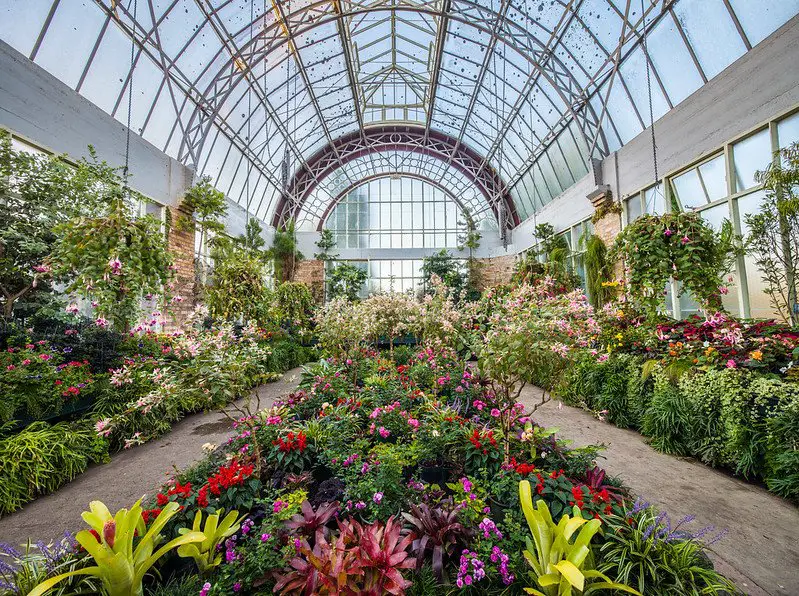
[[589, 188, 623, 279], [294, 260, 325, 304], [165, 206, 196, 330], [474, 255, 515, 290]]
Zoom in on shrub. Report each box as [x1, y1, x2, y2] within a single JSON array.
[[0, 421, 108, 515]]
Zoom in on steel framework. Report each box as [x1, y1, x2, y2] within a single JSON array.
[[2, 0, 785, 228]]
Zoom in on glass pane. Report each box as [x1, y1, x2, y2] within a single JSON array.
[[737, 190, 776, 319], [733, 129, 771, 192], [672, 168, 707, 209], [626, 194, 643, 222], [675, 0, 747, 80], [644, 184, 665, 215], [777, 111, 799, 150], [727, 0, 799, 46], [697, 155, 728, 202]]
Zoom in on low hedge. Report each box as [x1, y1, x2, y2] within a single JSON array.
[[556, 352, 799, 502]]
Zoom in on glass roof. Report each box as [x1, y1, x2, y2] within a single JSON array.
[[1, 0, 796, 228]]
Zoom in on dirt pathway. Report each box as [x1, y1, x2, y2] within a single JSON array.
[[521, 386, 799, 596], [0, 368, 304, 547]]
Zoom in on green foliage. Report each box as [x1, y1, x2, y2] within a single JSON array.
[[598, 508, 737, 595], [420, 249, 465, 295], [50, 171, 173, 331], [582, 234, 615, 309], [177, 508, 244, 575], [205, 244, 270, 323], [0, 132, 103, 320], [268, 219, 303, 283], [177, 176, 227, 249], [613, 212, 740, 318], [747, 142, 799, 325], [29, 499, 204, 596], [237, 217, 267, 258], [314, 228, 338, 262], [273, 282, 314, 334], [519, 481, 640, 596], [327, 262, 368, 301], [0, 420, 108, 515]]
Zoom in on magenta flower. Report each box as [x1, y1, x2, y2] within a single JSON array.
[[681, 235, 690, 244], [726, 359, 737, 369], [373, 492, 383, 504], [664, 229, 673, 237]]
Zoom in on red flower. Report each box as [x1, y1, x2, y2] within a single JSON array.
[[156, 493, 169, 506], [197, 485, 209, 508]]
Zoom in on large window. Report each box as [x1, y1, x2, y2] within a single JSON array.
[[324, 176, 469, 250]]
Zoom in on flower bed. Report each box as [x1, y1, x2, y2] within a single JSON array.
[[0, 323, 313, 515], [4, 346, 736, 595], [483, 280, 799, 502]]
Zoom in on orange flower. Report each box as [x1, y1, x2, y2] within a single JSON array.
[[751, 350, 763, 361]]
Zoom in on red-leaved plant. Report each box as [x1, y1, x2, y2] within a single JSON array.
[[273, 515, 416, 595], [401, 502, 469, 581]]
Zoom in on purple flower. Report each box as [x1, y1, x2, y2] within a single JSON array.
[[373, 492, 384, 504]]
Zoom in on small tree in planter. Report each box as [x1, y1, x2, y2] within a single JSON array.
[[50, 161, 173, 332], [268, 219, 304, 283]]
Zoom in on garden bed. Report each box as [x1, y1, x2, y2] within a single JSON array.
[[1, 347, 738, 595]]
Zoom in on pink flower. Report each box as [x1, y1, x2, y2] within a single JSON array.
[[95, 317, 108, 328], [373, 492, 383, 504], [726, 359, 737, 369], [65, 303, 79, 314], [719, 286, 729, 295], [681, 236, 690, 244], [108, 258, 122, 274], [6, 365, 15, 371], [378, 426, 390, 438], [407, 418, 419, 429], [664, 229, 673, 237], [490, 408, 501, 418], [21, 359, 31, 366]]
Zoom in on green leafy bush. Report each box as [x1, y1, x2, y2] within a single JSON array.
[[0, 421, 108, 515]]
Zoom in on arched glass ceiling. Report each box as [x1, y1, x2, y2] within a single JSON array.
[[1, 0, 797, 227], [297, 149, 497, 231]]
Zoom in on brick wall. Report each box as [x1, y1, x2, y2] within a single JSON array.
[[592, 203, 623, 280], [166, 206, 196, 330], [475, 255, 516, 290], [294, 260, 325, 304]]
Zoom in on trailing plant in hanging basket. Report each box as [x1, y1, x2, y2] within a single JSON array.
[[613, 212, 740, 319]]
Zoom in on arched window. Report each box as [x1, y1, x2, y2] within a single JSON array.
[[323, 176, 477, 250]]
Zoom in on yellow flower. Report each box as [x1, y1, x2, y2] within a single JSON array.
[[615, 333, 623, 341], [751, 350, 763, 361], [704, 347, 715, 357]]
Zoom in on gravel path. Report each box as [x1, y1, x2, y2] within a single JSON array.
[[521, 386, 799, 596], [0, 368, 304, 547]]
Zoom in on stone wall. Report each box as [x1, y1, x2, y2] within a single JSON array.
[[166, 206, 196, 329], [294, 260, 325, 304], [475, 255, 516, 290]]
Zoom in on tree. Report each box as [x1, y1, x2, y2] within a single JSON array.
[[748, 143, 799, 325], [314, 229, 338, 262], [327, 262, 368, 301], [0, 132, 103, 320], [268, 219, 304, 283], [177, 177, 228, 284], [458, 211, 483, 297], [238, 217, 267, 257], [420, 249, 465, 296]]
